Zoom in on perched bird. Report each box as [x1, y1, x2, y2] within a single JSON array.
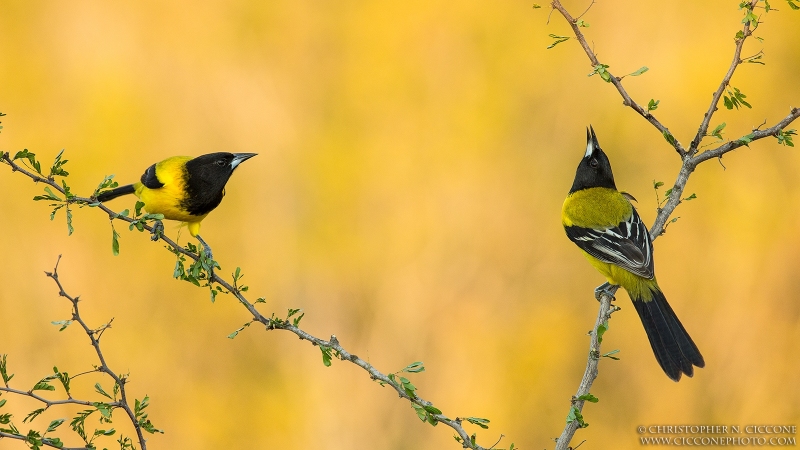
[[561, 127, 704, 381], [96, 152, 257, 258]]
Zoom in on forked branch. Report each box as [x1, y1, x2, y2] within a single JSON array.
[[0, 152, 506, 450], [546, 1, 800, 449]]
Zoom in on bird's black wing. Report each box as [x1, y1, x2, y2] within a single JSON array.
[[140, 163, 165, 189], [564, 207, 654, 279]]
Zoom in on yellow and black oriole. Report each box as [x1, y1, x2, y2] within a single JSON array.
[[96, 152, 257, 256], [562, 127, 704, 381]]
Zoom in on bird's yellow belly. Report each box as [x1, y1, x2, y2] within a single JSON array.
[[134, 183, 207, 236], [582, 251, 658, 302]]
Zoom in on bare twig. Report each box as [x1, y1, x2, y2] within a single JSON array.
[[0, 431, 87, 450], [0, 152, 498, 449], [546, 1, 800, 449], [575, 0, 595, 20], [549, 0, 688, 157], [46, 256, 150, 450], [0, 256, 152, 450], [649, 106, 799, 239], [688, 0, 760, 155], [554, 293, 620, 450]]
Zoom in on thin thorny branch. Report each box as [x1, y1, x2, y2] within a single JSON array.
[[47, 256, 149, 450], [0, 153, 499, 449], [0, 432, 86, 450], [550, 0, 688, 157], [548, 1, 800, 449], [554, 295, 619, 450], [0, 256, 150, 450]]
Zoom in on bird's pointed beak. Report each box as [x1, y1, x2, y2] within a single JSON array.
[[585, 125, 600, 158], [583, 125, 597, 158], [230, 153, 257, 169]]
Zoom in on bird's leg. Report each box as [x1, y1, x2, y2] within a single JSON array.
[[150, 220, 164, 242], [594, 282, 619, 302], [195, 235, 216, 278]]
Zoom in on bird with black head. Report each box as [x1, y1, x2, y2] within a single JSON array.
[[97, 152, 257, 260]]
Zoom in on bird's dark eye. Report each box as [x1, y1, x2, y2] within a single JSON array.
[[589, 159, 599, 168], [216, 160, 226, 166]]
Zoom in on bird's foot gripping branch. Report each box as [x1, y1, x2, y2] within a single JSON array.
[[1, 148, 514, 450], [541, 1, 800, 449]]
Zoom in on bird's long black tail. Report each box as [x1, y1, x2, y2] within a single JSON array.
[[96, 184, 136, 202], [632, 289, 704, 382]]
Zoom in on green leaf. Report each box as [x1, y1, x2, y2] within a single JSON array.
[[532, 3, 542, 8], [65, 207, 74, 236], [32, 381, 56, 392], [46, 418, 65, 433], [577, 393, 599, 403], [602, 349, 621, 360], [112, 228, 120, 256], [653, 181, 664, 189], [723, 96, 734, 109], [576, 19, 589, 27], [24, 408, 46, 423], [466, 417, 490, 429], [44, 437, 63, 448], [547, 34, 570, 49], [51, 320, 72, 331], [647, 99, 659, 111], [93, 174, 119, 198], [93, 402, 113, 419], [95, 383, 113, 400], [683, 193, 697, 201], [320, 346, 333, 367], [423, 404, 442, 415], [662, 130, 677, 147], [777, 129, 796, 147], [566, 406, 589, 428], [399, 376, 417, 398], [737, 133, 755, 147], [596, 321, 608, 344], [588, 63, 613, 82], [13, 149, 42, 174], [402, 361, 426, 373], [227, 322, 252, 339], [134, 396, 150, 418], [0, 399, 6, 409], [0, 354, 14, 384], [710, 122, 727, 140], [54, 367, 70, 395], [628, 66, 649, 77], [411, 403, 428, 422], [788, 1, 800, 10]]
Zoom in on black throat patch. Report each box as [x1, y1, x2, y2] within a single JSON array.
[[178, 154, 234, 216]]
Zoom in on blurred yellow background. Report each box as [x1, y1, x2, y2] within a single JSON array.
[[2, 0, 800, 448]]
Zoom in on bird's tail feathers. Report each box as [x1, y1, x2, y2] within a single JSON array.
[[632, 288, 704, 382], [96, 184, 136, 202]]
